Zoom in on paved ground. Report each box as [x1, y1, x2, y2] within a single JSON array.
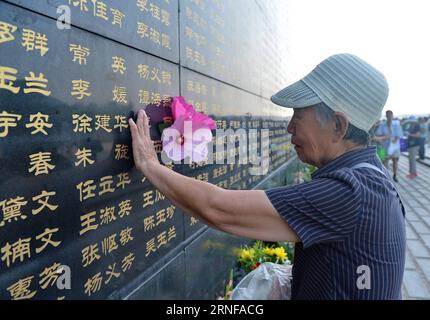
[[395, 155, 430, 299]]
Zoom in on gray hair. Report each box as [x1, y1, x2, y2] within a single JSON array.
[[313, 102, 335, 128], [312, 102, 370, 146]]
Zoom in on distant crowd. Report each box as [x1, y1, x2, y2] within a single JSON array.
[[369, 111, 429, 181]]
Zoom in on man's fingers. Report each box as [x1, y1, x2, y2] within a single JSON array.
[[128, 118, 139, 141], [138, 109, 151, 138], [137, 109, 144, 133]]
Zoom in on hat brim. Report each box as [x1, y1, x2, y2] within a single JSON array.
[[271, 80, 322, 108]]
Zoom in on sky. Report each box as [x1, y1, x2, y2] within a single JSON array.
[[281, 0, 430, 118]]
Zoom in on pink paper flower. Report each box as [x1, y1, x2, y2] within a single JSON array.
[[171, 96, 216, 130], [162, 115, 213, 162]]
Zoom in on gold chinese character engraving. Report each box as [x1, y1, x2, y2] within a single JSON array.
[[69, 44, 90, 65], [0, 21, 17, 44], [28, 152, 55, 176]]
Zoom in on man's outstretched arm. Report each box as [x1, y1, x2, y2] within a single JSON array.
[[128, 109, 299, 243]]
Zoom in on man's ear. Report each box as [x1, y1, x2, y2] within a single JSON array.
[[332, 112, 349, 142]]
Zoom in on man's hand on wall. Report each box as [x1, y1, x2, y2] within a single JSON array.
[[129, 109, 160, 174]]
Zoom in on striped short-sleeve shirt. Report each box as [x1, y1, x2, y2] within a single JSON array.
[[265, 147, 406, 299]]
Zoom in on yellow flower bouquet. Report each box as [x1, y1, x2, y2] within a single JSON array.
[[237, 241, 292, 274]]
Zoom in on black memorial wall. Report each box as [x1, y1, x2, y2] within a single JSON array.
[[0, 0, 295, 299]]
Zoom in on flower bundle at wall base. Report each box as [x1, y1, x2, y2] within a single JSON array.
[[237, 241, 290, 274]]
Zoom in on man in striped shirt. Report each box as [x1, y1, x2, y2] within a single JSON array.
[[129, 54, 406, 299]]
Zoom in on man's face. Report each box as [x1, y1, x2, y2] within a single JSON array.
[[386, 111, 393, 122], [287, 107, 335, 167]]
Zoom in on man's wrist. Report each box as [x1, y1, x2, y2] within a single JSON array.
[[139, 160, 162, 179]]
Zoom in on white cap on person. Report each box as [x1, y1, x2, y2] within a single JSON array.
[[271, 53, 389, 132]]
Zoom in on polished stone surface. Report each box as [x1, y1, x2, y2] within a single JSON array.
[[0, 0, 294, 299], [179, 0, 288, 98], [4, 0, 180, 62], [184, 228, 250, 300], [0, 2, 182, 299], [127, 252, 186, 300]]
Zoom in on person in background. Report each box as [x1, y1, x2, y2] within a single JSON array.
[[369, 120, 380, 146], [406, 116, 421, 179], [369, 120, 387, 162], [376, 110, 403, 182], [427, 116, 430, 144], [419, 117, 428, 159]]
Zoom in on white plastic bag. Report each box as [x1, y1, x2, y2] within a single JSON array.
[[387, 140, 400, 157], [230, 262, 292, 300]]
